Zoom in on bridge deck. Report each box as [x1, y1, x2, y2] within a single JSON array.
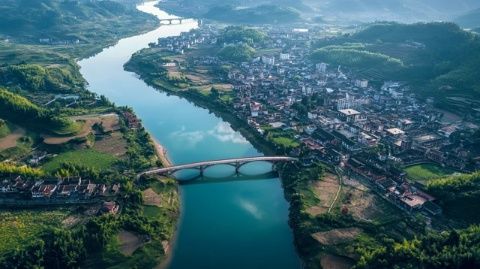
[[139, 156, 297, 176]]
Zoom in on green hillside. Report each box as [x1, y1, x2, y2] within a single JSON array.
[[0, 0, 157, 57], [0, 88, 79, 134], [312, 22, 480, 113]]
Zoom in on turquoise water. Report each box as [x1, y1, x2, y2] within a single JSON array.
[[78, 2, 301, 268]]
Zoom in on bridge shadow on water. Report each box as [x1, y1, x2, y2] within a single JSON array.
[[176, 171, 279, 185]]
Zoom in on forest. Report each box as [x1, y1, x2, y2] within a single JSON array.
[[0, 64, 84, 93], [0, 88, 79, 134], [217, 26, 266, 46], [0, 0, 156, 44], [218, 44, 256, 62], [354, 225, 480, 269], [427, 172, 480, 223]]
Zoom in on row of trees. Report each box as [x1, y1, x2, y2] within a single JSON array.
[[0, 162, 44, 178]]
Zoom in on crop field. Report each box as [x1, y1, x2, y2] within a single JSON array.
[[0, 210, 68, 254], [42, 149, 117, 173]]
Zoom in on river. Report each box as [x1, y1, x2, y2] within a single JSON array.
[[78, 2, 301, 269]]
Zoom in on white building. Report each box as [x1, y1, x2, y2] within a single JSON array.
[[336, 93, 356, 110], [316, 63, 327, 73], [355, 79, 369, 88], [279, 53, 290, 60], [262, 56, 275, 65]]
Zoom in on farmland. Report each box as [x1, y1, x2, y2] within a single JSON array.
[[0, 210, 69, 254], [42, 149, 118, 173]]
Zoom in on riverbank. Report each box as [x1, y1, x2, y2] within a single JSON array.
[[152, 137, 173, 167]]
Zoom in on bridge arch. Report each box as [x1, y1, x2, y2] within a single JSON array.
[[137, 156, 298, 181]]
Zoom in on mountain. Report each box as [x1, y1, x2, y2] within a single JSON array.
[[303, 0, 480, 23], [0, 0, 156, 44], [161, 0, 480, 23], [204, 5, 301, 24], [455, 8, 480, 28], [160, 0, 307, 23], [312, 22, 480, 113]]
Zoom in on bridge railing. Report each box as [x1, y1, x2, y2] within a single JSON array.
[[137, 156, 298, 178]]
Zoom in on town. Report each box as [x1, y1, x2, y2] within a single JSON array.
[[145, 24, 480, 217]]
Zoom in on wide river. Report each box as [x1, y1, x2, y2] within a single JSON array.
[[78, 2, 301, 269]]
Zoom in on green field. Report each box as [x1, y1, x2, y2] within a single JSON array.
[[0, 210, 68, 254], [404, 163, 457, 182], [0, 121, 11, 138], [143, 205, 163, 219], [42, 149, 117, 173]]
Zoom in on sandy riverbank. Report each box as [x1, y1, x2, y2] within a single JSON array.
[[152, 137, 173, 167], [150, 136, 176, 269]]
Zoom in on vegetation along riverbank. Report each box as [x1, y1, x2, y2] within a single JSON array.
[[0, 1, 179, 268]]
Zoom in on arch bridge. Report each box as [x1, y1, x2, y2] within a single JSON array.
[[159, 18, 187, 25], [138, 156, 298, 178]]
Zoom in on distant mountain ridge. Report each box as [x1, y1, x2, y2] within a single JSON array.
[[455, 8, 480, 28], [0, 0, 156, 43], [303, 0, 480, 23], [162, 0, 480, 23], [311, 22, 480, 114]]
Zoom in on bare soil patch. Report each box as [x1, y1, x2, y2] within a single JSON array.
[[43, 113, 119, 145], [153, 138, 173, 167], [185, 73, 209, 84], [212, 83, 233, 91], [118, 230, 143, 256], [340, 178, 389, 222], [62, 215, 82, 227], [0, 127, 25, 151], [320, 254, 355, 269], [93, 132, 127, 157], [306, 173, 340, 216], [143, 188, 163, 206], [312, 228, 362, 245]]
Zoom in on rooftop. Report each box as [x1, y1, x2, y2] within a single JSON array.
[[386, 128, 405, 136], [339, 109, 360, 116]]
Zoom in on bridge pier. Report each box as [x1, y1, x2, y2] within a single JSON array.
[[137, 156, 298, 180], [235, 161, 240, 175]]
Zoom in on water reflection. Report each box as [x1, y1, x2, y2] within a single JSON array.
[[175, 171, 279, 185]]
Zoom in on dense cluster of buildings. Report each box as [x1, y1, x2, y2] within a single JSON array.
[[158, 25, 480, 216], [0, 176, 120, 204]]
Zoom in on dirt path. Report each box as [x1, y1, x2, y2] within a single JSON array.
[[328, 168, 343, 213], [307, 173, 340, 216], [0, 127, 25, 150]]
